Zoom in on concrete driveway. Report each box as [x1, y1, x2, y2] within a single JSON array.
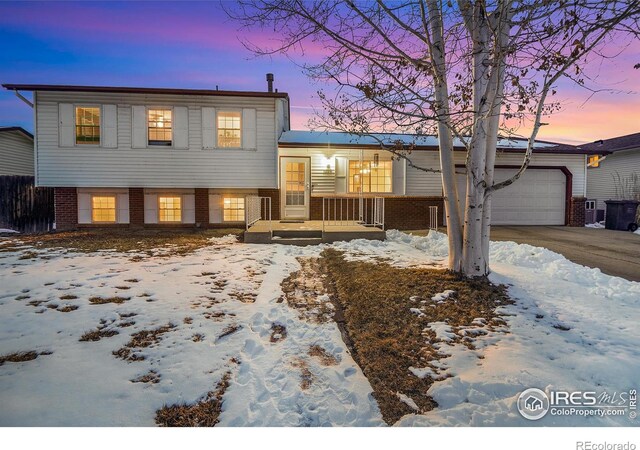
[[490, 226, 640, 282]]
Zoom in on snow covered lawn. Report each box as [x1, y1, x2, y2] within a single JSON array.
[[1, 230, 639, 426]]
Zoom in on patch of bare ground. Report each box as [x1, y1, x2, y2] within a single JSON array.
[[124, 279, 139, 283], [183, 316, 193, 324], [308, 345, 339, 366], [0, 350, 52, 366], [80, 328, 119, 342], [14, 295, 30, 301], [269, 323, 287, 343], [192, 333, 205, 342], [57, 305, 79, 313], [155, 372, 231, 427], [291, 358, 314, 390], [280, 257, 334, 323], [18, 251, 38, 260], [115, 286, 131, 290], [89, 296, 130, 305], [59, 294, 77, 300], [131, 370, 161, 384], [319, 248, 512, 425], [113, 323, 176, 362], [204, 311, 235, 321], [8, 229, 244, 257], [228, 291, 256, 303], [217, 324, 241, 341]]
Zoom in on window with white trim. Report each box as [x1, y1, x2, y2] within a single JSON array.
[[158, 196, 182, 222], [76, 107, 100, 145], [348, 160, 392, 193], [223, 197, 245, 222], [217, 111, 242, 148], [91, 195, 116, 223], [148, 109, 172, 146]]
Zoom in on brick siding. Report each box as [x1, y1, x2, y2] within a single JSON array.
[[129, 188, 144, 227], [257, 189, 281, 221], [195, 188, 209, 227], [54, 187, 78, 231], [568, 196, 586, 227]]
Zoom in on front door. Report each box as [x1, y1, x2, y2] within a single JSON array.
[[280, 157, 310, 220]]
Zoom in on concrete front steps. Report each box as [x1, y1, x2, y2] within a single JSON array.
[[244, 225, 386, 245]]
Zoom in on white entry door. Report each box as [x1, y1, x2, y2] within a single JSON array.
[[280, 157, 310, 220]]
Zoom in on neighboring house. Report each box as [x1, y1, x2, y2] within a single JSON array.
[[0, 126, 34, 176], [582, 132, 640, 223], [2, 80, 592, 232]]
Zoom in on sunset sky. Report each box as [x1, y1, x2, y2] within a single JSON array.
[[0, 1, 638, 145]]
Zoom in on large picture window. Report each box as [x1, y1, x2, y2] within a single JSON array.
[[348, 160, 392, 193], [76, 107, 100, 145], [158, 196, 182, 222], [223, 197, 245, 222], [148, 109, 172, 146], [91, 195, 116, 223], [217, 112, 242, 148]]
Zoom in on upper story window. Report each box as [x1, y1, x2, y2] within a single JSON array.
[[349, 160, 392, 193], [76, 107, 100, 145], [148, 109, 172, 146], [217, 111, 241, 148], [588, 155, 600, 168]]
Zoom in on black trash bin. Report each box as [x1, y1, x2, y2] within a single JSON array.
[[604, 200, 639, 231]]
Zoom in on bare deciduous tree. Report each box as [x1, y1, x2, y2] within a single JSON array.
[[228, 0, 640, 276]]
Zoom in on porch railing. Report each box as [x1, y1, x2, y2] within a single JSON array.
[[246, 196, 272, 231], [322, 197, 385, 231], [429, 205, 438, 230]]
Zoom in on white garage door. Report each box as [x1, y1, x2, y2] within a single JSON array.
[[457, 168, 566, 225]]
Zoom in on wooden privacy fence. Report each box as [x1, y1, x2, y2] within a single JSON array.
[[0, 176, 54, 233]]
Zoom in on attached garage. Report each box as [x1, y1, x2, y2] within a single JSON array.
[[457, 167, 568, 226]]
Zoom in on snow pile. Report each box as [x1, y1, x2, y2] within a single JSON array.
[[386, 229, 449, 258], [396, 392, 420, 411], [208, 234, 238, 245], [0, 229, 19, 234], [431, 290, 455, 302], [585, 222, 605, 228], [425, 321, 456, 343]]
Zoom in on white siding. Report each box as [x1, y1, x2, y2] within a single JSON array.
[[0, 131, 34, 176], [36, 91, 280, 188], [586, 148, 640, 210], [102, 104, 118, 148], [279, 147, 396, 195], [406, 151, 585, 197]]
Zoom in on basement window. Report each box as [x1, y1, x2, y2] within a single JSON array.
[[217, 111, 242, 148], [148, 109, 173, 146], [158, 196, 182, 222], [348, 160, 392, 193], [91, 195, 116, 223], [223, 197, 245, 222], [76, 107, 101, 145]]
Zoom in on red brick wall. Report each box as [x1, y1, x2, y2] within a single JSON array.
[[54, 187, 78, 231], [568, 196, 586, 227], [129, 188, 144, 227], [258, 189, 280, 221], [195, 188, 209, 227]]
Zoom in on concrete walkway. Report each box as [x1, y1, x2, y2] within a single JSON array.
[[489, 226, 640, 282]]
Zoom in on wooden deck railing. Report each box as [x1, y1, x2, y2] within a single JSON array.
[[322, 197, 385, 231], [246, 196, 272, 231]]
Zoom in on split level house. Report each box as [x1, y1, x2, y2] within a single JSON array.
[[2, 78, 595, 241], [582, 132, 640, 223]]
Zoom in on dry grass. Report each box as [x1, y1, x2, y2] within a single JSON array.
[[269, 323, 287, 343], [228, 291, 256, 303], [319, 248, 512, 425], [192, 333, 205, 342], [308, 345, 339, 366], [155, 372, 231, 427], [89, 296, 130, 305], [7, 228, 243, 257], [14, 295, 30, 301], [59, 294, 78, 300], [113, 323, 176, 362], [79, 328, 119, 342], [291, 358, 314, 390], [217, 324, 241, 340], [131, 370, 161, 384], [280, 257, 335, 323], [0, 350, 52, 366], [57, 305, 79, 313]]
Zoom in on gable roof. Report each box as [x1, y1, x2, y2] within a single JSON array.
[[2, 83, 289, 99], [579, 132, 640, 154], [279, 130, 592, 154], [0, 126, 33, 140]]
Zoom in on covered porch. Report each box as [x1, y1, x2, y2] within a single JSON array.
[[243, 196, 386, 245]]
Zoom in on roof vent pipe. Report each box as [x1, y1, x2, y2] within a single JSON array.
[[266, 73, 274, 93]]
